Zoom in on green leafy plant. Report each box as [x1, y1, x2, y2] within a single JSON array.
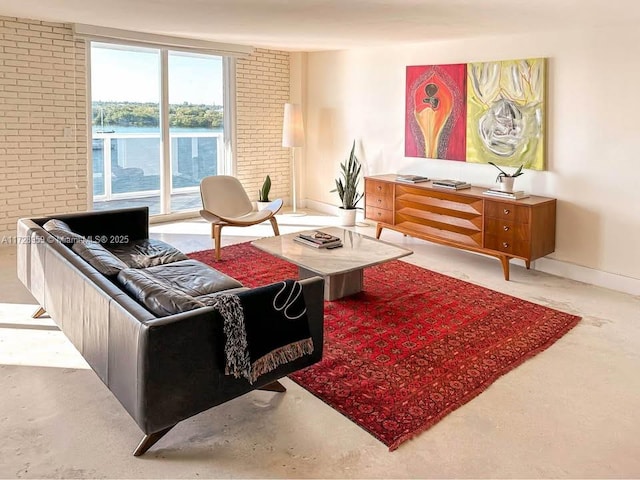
[[332, 141, 364, 209], [258, 175, 271, 202], [488, 162, 524, 182]]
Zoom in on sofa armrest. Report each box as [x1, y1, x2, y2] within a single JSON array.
[[30, 207, 150, 244], [138, 276, 324, 433]]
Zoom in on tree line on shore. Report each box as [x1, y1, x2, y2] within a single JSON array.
[[93, 101, 223, 129]]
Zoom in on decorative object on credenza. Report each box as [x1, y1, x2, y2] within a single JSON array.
[[396, 174, 430, 184], [191, 242, 581, 451], [256, 175, 272, 211], [431, 179, 471, 190], [488, 161, 524, 192], [332, 141, 363, 226], [405, 58, 546, 171], [482, 189, 530, 200]]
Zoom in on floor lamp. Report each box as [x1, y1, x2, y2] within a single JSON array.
[[282, 103, 305, 215]]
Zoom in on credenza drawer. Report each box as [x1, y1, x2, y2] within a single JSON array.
[[484, 200, 530, 224], [365, 205, 393, 224], [484, 219, 530, 257], [366, 193, 393, 210], [366, 180, 394, 198]]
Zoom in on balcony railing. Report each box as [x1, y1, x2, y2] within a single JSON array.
[[92, 131, 223, 205]]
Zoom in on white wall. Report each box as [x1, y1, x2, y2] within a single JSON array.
[[302, 26, 640, 288]]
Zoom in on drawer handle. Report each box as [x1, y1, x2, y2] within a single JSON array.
[[377, 199, 382, 203], [502, 242, 509, 248], [503, 226, 510, 232], [377, 212, 382, 217], [376, 185, 382, 191], [503, 209, 510, 215]]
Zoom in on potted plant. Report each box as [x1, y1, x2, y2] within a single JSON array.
[[332, 141, 364, 226], [488, 162, 524, 192], [257, 175, 272, 211]]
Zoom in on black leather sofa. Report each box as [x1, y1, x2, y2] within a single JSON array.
[[16, 207, 324, 456]]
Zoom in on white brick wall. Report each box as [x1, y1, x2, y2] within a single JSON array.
[[0, 19, 291, 239], [0, 16, 87, 239], [236, 48, 291, 203]]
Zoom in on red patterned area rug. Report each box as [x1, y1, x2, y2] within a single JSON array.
[[189, 243, 581, 451]]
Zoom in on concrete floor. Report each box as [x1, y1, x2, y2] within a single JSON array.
[[1, 211, 639, 479]]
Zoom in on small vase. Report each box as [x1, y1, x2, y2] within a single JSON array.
[[497, 176, 515, 192], [256, 201, 270, 211], [338, 208, 357, 227]]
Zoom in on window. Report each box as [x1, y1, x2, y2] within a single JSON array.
[[90, 42, 229, 216]]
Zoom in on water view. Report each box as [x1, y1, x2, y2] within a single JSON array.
[[91, 43, 224, 215]]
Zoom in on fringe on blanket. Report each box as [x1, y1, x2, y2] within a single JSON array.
[[249, 338, 314, 384], [213, 292, 313, 384]]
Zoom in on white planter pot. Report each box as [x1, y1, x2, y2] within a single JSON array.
[[256, 201, 270, 211], [338, 208, 357, 226], [497, 176, 515, 192]]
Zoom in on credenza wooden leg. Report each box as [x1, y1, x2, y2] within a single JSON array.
[[525, 260, 531, 269], [500, 256, 510, 281], [32, 306, 46, 319], [375, 223, 383, 239]]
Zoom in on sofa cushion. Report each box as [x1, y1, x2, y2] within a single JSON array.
[[108, 239, 188, 268], [72, 240, 129, 277], [117, 259, 243, 317], [42, 219, 85, 246]]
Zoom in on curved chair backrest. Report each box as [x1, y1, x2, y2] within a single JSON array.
[[200, 176, 254, 218]]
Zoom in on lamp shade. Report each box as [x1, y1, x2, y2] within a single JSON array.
[[282, 103, 304, 148]]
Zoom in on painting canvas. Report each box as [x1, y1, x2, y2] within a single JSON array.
[[466, 58, 546, 170], [405, 64, 467, 161]]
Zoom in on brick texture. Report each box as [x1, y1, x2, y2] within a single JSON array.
[[0, 16, 87, 239], [0, 19, 290, 240], [236, 48, 291, 203]]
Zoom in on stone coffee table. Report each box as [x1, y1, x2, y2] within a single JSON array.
[[251, 227, 413, 301]]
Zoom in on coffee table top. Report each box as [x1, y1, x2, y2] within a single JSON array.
[[251, 227, 413, 276]]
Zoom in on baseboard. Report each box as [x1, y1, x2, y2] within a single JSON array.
[[533, 257, 640, 297], [303, 199, 370, 224], [304, 199, 640, 297]]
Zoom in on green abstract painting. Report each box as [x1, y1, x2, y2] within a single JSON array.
[[466, 58, 546, 170]]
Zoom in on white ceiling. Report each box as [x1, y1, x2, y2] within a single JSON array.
[[1, 0, 638, 51]]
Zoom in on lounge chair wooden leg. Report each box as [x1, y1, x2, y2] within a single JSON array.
[[32, 306, 46, 319], [258, 380, 286, 393], [269, 217, 280, 236], [213, 224, 222, 261], [133, 425, 176, 457]]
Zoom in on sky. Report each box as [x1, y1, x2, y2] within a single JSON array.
[[91, 44, 224, 105]]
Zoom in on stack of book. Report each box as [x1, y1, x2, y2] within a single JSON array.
[[482, 189, 530, 200], [293, 231, 343, 249], [432, 179, 471, 190], [396, 174, 430, 184]]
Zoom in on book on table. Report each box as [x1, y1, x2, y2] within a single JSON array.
[[294, 231, 343, 248], [396, 174, 430, 183], [482, 189, 530, 200], [432, 179, 471, 190], [293, 236, 343, 249]]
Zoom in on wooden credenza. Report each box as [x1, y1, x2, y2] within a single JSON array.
[[364, 174, 557, 280]]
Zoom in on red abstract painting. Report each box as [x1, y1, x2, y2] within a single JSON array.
[[405, 64, 467, 161]]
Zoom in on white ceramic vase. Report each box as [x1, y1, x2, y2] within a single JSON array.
[[256, 201, 270, 211], [497, 176, 515, 192], [338, 208, 357, 226]]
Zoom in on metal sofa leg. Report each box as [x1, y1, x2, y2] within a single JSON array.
[[32, 307, 46, 319], [258, 380, 286, 393], [133, 425, 176, 457]]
